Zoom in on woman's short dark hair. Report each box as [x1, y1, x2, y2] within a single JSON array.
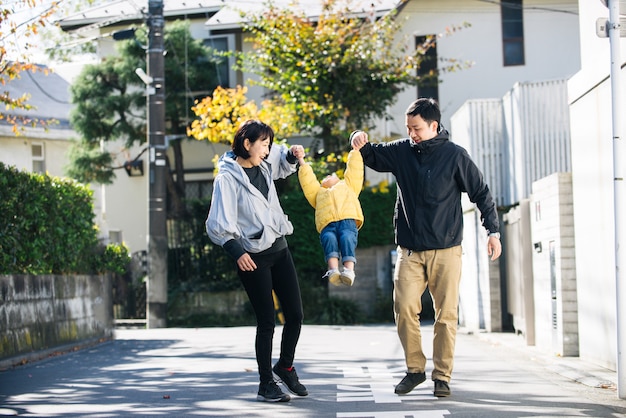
[[232, 120, 275, 159]]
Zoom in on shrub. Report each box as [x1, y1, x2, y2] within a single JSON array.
[[165, 161, 397, 326], [0, 162, 126, 275]]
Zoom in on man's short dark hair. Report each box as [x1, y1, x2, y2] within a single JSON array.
[[406, 98, 441, 128], [232, 120, 275, 159]]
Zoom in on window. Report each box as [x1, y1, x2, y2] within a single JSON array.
[[32, 142, 45, 173], [415, 35, 439, 102], [204, 35, 236, 88], [109, 230, 123, 244], [501, 0, 525, 66]]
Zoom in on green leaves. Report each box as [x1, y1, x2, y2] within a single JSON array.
[[0, 162, 123, 275], [67, 20, 219, 185], [236, 2, 433, 153]]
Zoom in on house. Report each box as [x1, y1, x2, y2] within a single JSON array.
[[445, 0, 626, 375], [57, 1, 235, 255], [0, 65, 109, 242], [567, 0, 625, 371], [55, 0, 403, 256], [205, 1, 583, 345], [0, 65, 74, 175], [55, 0, 581, 252]]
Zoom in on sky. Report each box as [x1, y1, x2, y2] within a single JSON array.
[[2, 0, 57, 61], [2, 0, 101, 80], [1, 0, 99, 63]]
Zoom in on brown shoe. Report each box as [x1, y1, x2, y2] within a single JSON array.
[[394, 372, 426, 394], [434, 379, 451, 397]]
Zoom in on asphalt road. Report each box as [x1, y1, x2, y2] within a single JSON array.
[[1, 324, 625, 417]]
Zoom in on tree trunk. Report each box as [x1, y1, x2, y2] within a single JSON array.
[[166, 138, 187, 220]]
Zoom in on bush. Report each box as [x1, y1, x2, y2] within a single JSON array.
[[97, 242, 131, 275], [280, 175, 396, 272], [166, 164, 397, 326], [0, 162, 126, 275]]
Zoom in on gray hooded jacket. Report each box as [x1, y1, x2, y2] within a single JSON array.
[[206, 144, 297, 256]]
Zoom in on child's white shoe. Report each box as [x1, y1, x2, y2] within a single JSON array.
[[323, 268, 341, 286], [340, 269, 355, 286]]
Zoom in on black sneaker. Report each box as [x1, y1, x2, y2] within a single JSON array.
[[273, 364, 308, 396], [394, 372, 426, 394], [434, 379, 451, 397], [257, 380, 291, 402]]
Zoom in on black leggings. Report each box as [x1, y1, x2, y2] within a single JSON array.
[[238, 247, 304, 383]]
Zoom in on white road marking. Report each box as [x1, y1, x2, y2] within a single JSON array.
[[337, 410, 451, 418]]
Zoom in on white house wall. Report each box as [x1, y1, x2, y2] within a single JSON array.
[[0, 134, 68, 176], [380, 0, 580, 140], [99, 140, 148, 254], [568, 0, 626, 370]]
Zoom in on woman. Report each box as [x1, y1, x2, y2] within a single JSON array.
[[206, 119, 307, 403]]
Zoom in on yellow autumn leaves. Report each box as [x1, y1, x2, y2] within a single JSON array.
[[187, 85, 299, 144]]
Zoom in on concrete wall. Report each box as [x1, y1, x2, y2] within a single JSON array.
[[330, 245, 396, 318], [530, 172, 578, 357], [458, 208, 503, 332], [168, 289, 249, 322], [567, 0, 625, 370], [0, 274, 114, 368], [503, 200, 535, 346]]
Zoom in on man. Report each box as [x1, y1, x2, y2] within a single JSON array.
[[351, 98, 501, 397]]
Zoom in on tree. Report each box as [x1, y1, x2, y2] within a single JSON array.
[[187, 85, 300, 146], [237, 0, 470, 154], [0, 0, 61, 133], [66, 20, 219, 218]]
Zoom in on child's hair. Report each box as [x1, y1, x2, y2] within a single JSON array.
[[232, 120, 275, 159]]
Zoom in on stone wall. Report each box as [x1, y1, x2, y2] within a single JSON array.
[[329, 245, 396, 318], [0, 274, 114, 368], [168, 289, 249, 321]]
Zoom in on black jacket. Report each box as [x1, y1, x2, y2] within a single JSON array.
[[360, 131, 499, 251]]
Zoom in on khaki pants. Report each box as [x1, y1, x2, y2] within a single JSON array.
[[393, 245, 462, 383]]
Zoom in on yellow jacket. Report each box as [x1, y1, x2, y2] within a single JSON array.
[[298, 150, 364, 233]]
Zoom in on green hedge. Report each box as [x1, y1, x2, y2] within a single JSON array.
[[280, 175, 396, 272], [0, 162, 129, 274], [170, 175, 397, 325], [280, 175, 396, 324]]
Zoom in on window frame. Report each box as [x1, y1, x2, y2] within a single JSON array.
[[415, 35, 439, 102], [500, 0, 526, 67], [204, 34, 236, 88], [31, 142, 45, 174]]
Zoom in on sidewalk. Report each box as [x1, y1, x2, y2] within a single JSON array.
[[1, 324, 625, 417], [472, 328, 617, 391]]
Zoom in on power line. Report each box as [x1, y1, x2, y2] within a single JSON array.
[[24, 68, 71, 104], [0, 0, 71, 42], [475, 0, 578, 15]]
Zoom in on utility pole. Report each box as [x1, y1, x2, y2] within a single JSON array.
[[609, 0, 626, 399], [599, 0, 626, 399], [146, 0, 167, 328]]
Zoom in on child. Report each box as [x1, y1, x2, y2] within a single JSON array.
[[297, 140, 364, 286]]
